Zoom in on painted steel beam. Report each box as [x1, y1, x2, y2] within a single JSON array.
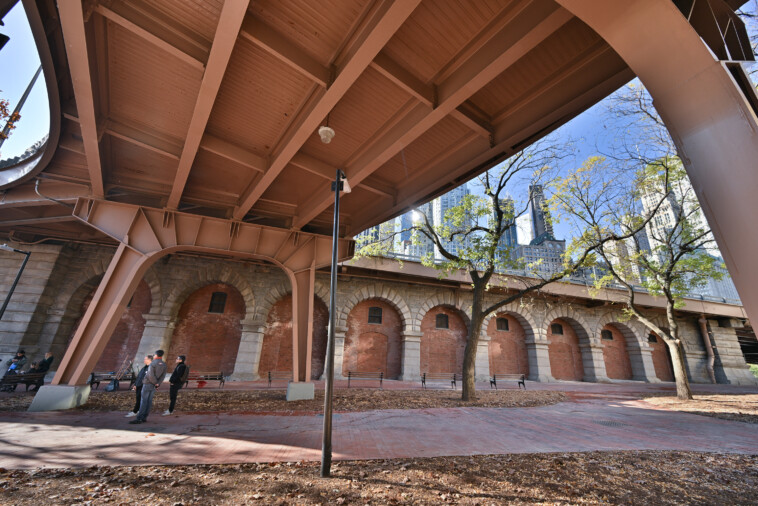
[[94, 3, 206, 70], [555, 0, 758, 336], [292, 1, 573, 229], [166, 0, 250, 210], [57, 0, 105, 198], [233, 0, 422, 221]]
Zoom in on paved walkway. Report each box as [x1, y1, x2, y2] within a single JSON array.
[[0, 384, 756, 469]]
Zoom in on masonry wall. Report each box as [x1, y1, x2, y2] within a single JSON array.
[[419, 306, 467, 375], [342, 299, 402, 379], [1, 242, 754, 386], [601, 325, 633, 380], [166, 283, 245, 374], [547, 319, 584, 381], [487, 314, 528, 376]]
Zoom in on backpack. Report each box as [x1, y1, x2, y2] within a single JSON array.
[[179, 364, 190, 384]]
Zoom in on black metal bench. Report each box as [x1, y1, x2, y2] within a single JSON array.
[[421, 372, 460, 390], [490, 373, 526, 390], [347, 371, 383, 388], [183, 372, 225, 388], [0, 372, 47, 391], [267, 371, 292, 387], [89, 371, 136, 389]]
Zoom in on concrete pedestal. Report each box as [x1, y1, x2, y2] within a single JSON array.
[[28, 384, 91, 411], [286, 381, 315, 401]]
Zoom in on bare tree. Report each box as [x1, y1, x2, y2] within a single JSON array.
[[358, 140, 651, 401]]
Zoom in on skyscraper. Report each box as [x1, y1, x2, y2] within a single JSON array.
[[527, 184, 555, 245], [432, 183, 470, 259]]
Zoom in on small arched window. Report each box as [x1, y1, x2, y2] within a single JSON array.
[[368, 306, 382, 324], [496, 317, 509, 331], [601, 329, 613, 340], [648, 333, 658, 343], [551, 323, 563, 335], [436, 313, 449, 329], [208, 292, 227, 313]]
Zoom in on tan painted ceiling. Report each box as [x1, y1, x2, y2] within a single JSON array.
[[3, 0, 640, 242]]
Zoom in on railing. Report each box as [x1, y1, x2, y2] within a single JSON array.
[[368, 252, 742, 306]]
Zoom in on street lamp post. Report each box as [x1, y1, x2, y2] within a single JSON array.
[[321, 169, 349, 478], [0, 244, 31, 321]]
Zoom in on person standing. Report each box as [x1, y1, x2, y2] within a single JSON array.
[[164, 355, 188, 416], [129, 350, 166, 425], [125, 354, 152, 418]]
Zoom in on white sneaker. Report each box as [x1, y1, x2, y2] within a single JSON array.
[[125, 412, 137, 418], [162, 410, 172, 416]]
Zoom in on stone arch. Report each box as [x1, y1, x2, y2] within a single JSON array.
[[542, 307, 593, 345], [167, 282, 246, 374], [482, 302, 539, 342], [543, 306, 593, 382], [341, 297, 404, 379], [163, 265, 255, 322], [337, 284, 412, 333], [412, 292, 471, 333], [51, 276, 152, 372], [252, 279, 329, 323], [419, 303, 469, 375], [257, 290, 329, 379], [486, 310, 529, 377]]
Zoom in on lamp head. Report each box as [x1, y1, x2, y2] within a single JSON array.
[[318, 125, 336, 144]]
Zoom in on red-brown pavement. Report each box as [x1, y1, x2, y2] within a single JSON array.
[[0, 381, 756, 469]]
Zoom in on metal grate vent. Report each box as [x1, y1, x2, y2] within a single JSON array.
[[593, 420, 629, 428]]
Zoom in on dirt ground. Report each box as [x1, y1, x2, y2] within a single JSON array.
[[644, 394, 758, 424], [2, 451, 756, 505], [0, 388, 566, 413]]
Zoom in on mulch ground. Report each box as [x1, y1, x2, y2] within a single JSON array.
[[644, 394, 758, 424], [0, 388, 566, 413], [2, 451, 756, 505]]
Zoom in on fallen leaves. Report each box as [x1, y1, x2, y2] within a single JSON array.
[[644, 394, 758, 424], [5, 452, 758, 505]]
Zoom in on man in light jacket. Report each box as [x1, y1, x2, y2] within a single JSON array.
[[129, 350, 167, 425]]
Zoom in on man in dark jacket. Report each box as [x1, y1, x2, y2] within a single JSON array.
[[125, 354, 152, 418], [29, 352, 54, 391], [1, 350, 27, 392], [164, 355, 188, 416], [129, 350, 166, 424]]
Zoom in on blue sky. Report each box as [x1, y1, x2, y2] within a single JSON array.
[[0, 2, 49, 159]]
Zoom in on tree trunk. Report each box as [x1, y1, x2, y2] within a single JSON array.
[[666, 338, 693, 400], [664, 303, 693, 400], [461, 283, 485, 401]]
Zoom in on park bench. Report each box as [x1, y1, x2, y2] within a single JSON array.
[[489, 373, 526, 390], [421, 372, 460, 390], [268, 371, 292, 387], [88, 370, 136, 390], [183, 371, 226, 388], [347, 371, 383, 388], [0, 372, 47, 392]]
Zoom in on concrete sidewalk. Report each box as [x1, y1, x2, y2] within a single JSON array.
[[0, 386, 756, 469]]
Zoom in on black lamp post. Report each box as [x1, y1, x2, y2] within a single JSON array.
[[0, 244, 30, 321], [321, 169, 349, 478]]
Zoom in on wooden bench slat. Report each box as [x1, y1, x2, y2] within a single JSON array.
[[267, 371, 292, 387], [183, 372, 225, 388], [489, 374, 526, 390], [347, 371, 383, 388], [421, 372, 460, 390], [0, 372, 47, 391]]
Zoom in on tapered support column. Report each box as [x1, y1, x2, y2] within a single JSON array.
[[525, 336, 554, 382], [289, 264, 316, 400], [400, 330, 422, 381], [580, 342, 609, 382], [230, 320, 266, 381], [556, 0, 758, 326], [332, 329, 347, 380], [474, 335, 491, 382], [627, 344, 659, 383], [30, 243, 152, 411]]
